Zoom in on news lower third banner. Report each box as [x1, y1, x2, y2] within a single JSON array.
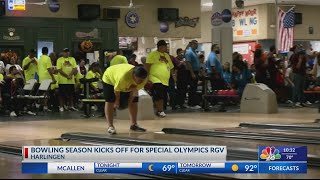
[[21, 146, 307, 174], [22, 146, 227, 162]]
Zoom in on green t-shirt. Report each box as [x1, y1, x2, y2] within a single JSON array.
[[146, 51, 174, 86], [22, 56, 38, 81], [56, 57, 77, 84]]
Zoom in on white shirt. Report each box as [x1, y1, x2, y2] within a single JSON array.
[[5, 64, 23, 74], [0, 61, 4, 74]]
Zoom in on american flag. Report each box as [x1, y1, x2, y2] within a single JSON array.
[[278, 7, 295, 52]]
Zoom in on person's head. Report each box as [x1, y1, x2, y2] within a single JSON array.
[[130, 54, 137, 61], [232, 64, 240, 73], [10, 56, 17, 65], [291, 45, 299, 54], [254, 49, 262, 59], [157, 40, 168, 53], [29, 49, 36, 58], [298, 50, 306, 60], [223, 62, 230, 71], [232, 52, 240, 61], [239, 54, 243, 61], [176, 48, 184, 59], [270, 45, 276, 54], [140, 56, 146, 65], [62, 48, 70, 58], [79, 59, 86, 67], [42, 47, 49, 55], [132, 66, 148, 84], [199, 54, 205, 63], [49, 52, 57, 65], [91, 62, 100, 72], [211, 44, 220, 54], [189, 40, 198, 50], [9, 66, 17, 74]]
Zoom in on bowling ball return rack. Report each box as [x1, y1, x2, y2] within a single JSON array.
[[201, 76, 240, 112]]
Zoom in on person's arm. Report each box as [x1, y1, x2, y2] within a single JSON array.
[[184, 51, 196, 79], [48, 68, 56, 83], [313, 59, 318, 77], [114, 91, 120, 108], [23, 58, 35, 70]]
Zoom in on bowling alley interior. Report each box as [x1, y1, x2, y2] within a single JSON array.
[[0, 0, 320, 179]]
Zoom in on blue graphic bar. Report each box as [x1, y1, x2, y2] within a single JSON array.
[[22, 161, 307, 174], [259, 146, 307, 162], [22, 163, 48, 174], [259, 162, 307, 174]]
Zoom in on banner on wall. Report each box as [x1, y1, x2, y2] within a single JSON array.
[[232, 8, 259, 37]]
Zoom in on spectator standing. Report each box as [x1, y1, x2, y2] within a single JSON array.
[[56, 48, 78, 112], [145, 40, 174, 117], [185, 40, 201, 107]]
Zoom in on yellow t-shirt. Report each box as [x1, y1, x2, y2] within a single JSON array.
[[85, 70, 101, 89], [102, 64, 146, 92], [0, 74, 3, 81], [56, 57, 77, 84], [38, 55, 53, 83], [146, 51, 174, 86], [22, 56, 38, 81], [51, 74, 59, 90], [110, 55, 128, 66]]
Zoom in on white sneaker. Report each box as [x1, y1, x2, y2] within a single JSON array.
[[286, 100, 293, 104], [108, 127, 117, 135], [27, 111, 36, 116], [69, 107, 79, 111], [156, 111, 166, 118], [295, 103, 303, 108], [306, 101, 312, 105], [10, 111, 17, 117], [191, 105, 202, 110], [43, 106, 52, 112], [59, 107, 64, 112]]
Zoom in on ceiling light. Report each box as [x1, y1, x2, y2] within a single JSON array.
[[202, 2, 213, 7]]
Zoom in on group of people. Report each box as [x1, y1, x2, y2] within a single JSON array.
[[1, 39, 316, 134], [253, 44, 317, 107]]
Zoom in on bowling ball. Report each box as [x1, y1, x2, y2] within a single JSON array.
[[221, 90, 228, 95], [229, 89, 237, 95]]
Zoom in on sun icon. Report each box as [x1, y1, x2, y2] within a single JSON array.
[[260, 146, 281, 161]]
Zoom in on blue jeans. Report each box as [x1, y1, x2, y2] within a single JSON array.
[[292, 73, 305, 103]]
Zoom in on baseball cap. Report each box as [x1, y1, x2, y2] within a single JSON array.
[[157, 40, 168, 47], [63, 48, 70, 52]]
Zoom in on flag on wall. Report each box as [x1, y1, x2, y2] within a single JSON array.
[[278, 7, 295, 52]]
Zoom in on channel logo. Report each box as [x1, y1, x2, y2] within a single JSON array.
[[260, 146, 281, 161]]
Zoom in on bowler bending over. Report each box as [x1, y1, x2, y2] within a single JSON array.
[[102, 64, 148, 134]]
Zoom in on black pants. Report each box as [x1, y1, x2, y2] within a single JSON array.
[[188, 71, 199, 106], [164, 77, 176, 109]]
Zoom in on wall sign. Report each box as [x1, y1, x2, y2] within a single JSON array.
[[221, 9, 232, 23], [211, 12, 223, 26], [3, 28, 21, 41], [160, 22, 169, 33], [48, 0, 60, 13], [75, 28, 99, 39], [8, 0, 25, 11], [232, 8, 259, 37], [125, 11, 139, 28], [175, 17, 199, 28]]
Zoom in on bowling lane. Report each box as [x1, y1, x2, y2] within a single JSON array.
[[215, 127, 320, 137], [119, 133, 320, 156], [0, 153, 148, 179]]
